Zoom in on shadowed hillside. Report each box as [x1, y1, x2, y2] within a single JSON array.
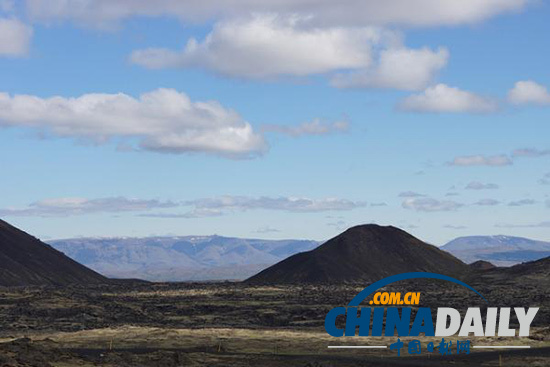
[[0, 219, 107, 286], [247, 224, 469, 284]]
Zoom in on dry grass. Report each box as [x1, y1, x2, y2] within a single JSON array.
[[24, 326, 549, 358]]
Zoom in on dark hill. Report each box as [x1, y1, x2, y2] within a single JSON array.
[[467, 256, 550, 307], [472, 256, 550, 284], [0, 219, 108, 286], [246, 224, 469, 284], [469, 260, 496, 271], [504, 256, 550, 276]]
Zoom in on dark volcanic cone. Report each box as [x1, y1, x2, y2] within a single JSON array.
[[469, 260, 497, 271], [0, 219, 107, 286], [246, 224, 469, 284]]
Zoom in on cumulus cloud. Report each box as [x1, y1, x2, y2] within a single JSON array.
[[399, 84, 498, 113], [131, 15, 380, 79], [0, 18, 33, 57], [448, 155, 513, 167], [0, 88, 267, 158], [508, 199, 536, 206], [508, 80, 550, 106], [474, 199, 500, 206], [0, 197, 177, 217], [512, 148, 550, 158], [262, 119, 349, 137], [331, 47, 448, 90], [465, 181, 499, 190], [402, 198, 463, 212], [130, 14, 449, 88], [25, 0, 530, 28]]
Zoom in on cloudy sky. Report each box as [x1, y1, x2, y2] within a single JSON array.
[[0, 0, 549, 245]]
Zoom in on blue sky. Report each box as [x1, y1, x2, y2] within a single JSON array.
[[0, 0, 549, 245]]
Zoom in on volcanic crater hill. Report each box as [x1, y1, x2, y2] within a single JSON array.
[[0, 219, 107, 286], [469, 260, 497, 271], [246, 224, 469, 284]]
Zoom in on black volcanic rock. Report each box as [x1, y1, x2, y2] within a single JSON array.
[[469, 256, 550, 289], [246, 224, 469, 284], [488, 256, 550, 280], [0, 219, 107, 286]]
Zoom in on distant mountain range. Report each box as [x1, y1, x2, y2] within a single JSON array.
[[50, 236, 320, 281], [441, 235, 550, 267], [247, 224, 469, 284], [0, 219, 106, 286], [49, 232, 550, 282], [3, 218, 550, 286]]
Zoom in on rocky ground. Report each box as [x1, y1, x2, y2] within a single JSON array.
[[0, 279, 548, 366]]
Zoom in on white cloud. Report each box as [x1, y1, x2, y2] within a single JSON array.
[[402, 197, 463, 212], [513, 148, 550, 157], [262, 119, 349, 137], [508, 199, 536, 206], [398, 191, 425, 198], [444, 224, 467, 230], [370, 202, 387, 207], [140, 208, 223, 219], [448, 155, 513, 167], [474, 198, 500, 206], [131, 15, 380, 79], [25, 0, 531, 28], [255, 226, 281, 234], [331, 47, 448, 90], [399, 84, 498, 113], [0, 88, 267, 158], [131, 15, 449, 89], [0, 197, 177, 217], [496, 221, 550, 229], [2, 194, 366, 218], [508, 80, 550, 106], [0, 18, 33, 57], [144, 196, 366, 218], [465, 181, 499, 190], [185, 196, 367, 214]]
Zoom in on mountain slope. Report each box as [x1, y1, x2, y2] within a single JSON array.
[[441, 235, 550, 266], [50, 235, 320, 281], [0, 219, 107, 286], [470, 256, 550, 287], [246, 224, 469, 284]]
